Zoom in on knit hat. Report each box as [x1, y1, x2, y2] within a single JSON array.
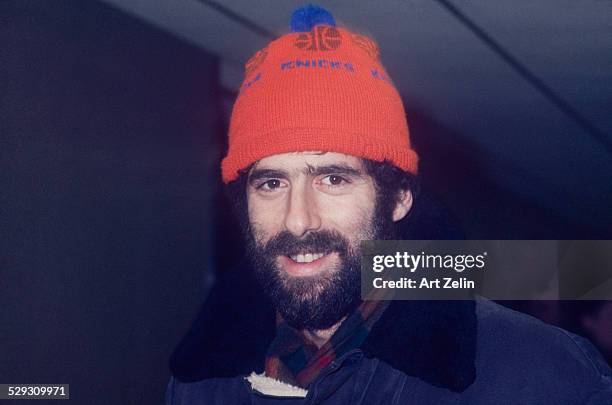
[[221, 4, 418, 183]]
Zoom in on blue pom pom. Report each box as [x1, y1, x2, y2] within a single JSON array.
[[290, 4, 336, 32]]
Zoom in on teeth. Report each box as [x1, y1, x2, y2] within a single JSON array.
[[289, 253, 325, 263]]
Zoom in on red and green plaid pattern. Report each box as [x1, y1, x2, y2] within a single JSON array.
[[264, 289, 392, 388]]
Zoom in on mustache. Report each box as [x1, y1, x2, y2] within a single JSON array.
[[261, 230, 350, 258]]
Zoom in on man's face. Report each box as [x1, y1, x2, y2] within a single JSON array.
[[245, 152, 387, 330]]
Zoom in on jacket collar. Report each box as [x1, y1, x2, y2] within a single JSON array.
[[170, 261, 477, 392], [361, 299, 477, 391]]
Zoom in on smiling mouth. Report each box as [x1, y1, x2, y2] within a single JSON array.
[[278, 251, 337, 277], [288, 252, 325, 263]]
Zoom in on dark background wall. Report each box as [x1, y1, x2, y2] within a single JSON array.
[[2, 1, 220, 403]]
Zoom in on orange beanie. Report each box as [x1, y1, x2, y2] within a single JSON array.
[[221, 5, 418, 183]]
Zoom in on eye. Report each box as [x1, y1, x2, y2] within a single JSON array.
[[257, 179, 284, 191], [321, 175, 348, 186]]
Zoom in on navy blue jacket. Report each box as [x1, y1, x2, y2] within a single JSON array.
[[166, 263, 612, 403]]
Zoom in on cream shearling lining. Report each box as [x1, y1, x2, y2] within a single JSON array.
[[246, 372, 308, 397]]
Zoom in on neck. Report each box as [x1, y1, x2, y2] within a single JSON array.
[[302, 316, 346, 349]]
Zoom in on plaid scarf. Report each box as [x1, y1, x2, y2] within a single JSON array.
[[264, 288, 392, 389]]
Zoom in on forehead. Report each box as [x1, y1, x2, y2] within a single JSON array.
[[251, 151, 365, 172]]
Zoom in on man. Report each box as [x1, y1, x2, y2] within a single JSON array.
[[166, 5, 612, 403]]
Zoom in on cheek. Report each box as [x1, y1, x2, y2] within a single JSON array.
[[247, 193, 284, 243], [318, 192, 377, 239]]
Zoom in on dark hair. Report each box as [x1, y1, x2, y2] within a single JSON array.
[[225, 158, 419, 235], [362, 158, 419, 227]]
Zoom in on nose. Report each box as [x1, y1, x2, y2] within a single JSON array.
[[284, 181, 321, 237]]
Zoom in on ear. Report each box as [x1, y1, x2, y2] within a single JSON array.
[[392, 189, 413, 222]]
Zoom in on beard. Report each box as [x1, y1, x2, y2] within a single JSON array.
[[246, 206, 396, 331]]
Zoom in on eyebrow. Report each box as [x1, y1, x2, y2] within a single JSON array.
[[248, 164, 364, 185], [305, 164, 363, 177], [248, 169, 289, 184]]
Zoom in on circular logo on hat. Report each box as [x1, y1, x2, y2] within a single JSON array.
[[245, 47, 268, 76], [351, 34, 380, 61], [295, 26, 342, 51]]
